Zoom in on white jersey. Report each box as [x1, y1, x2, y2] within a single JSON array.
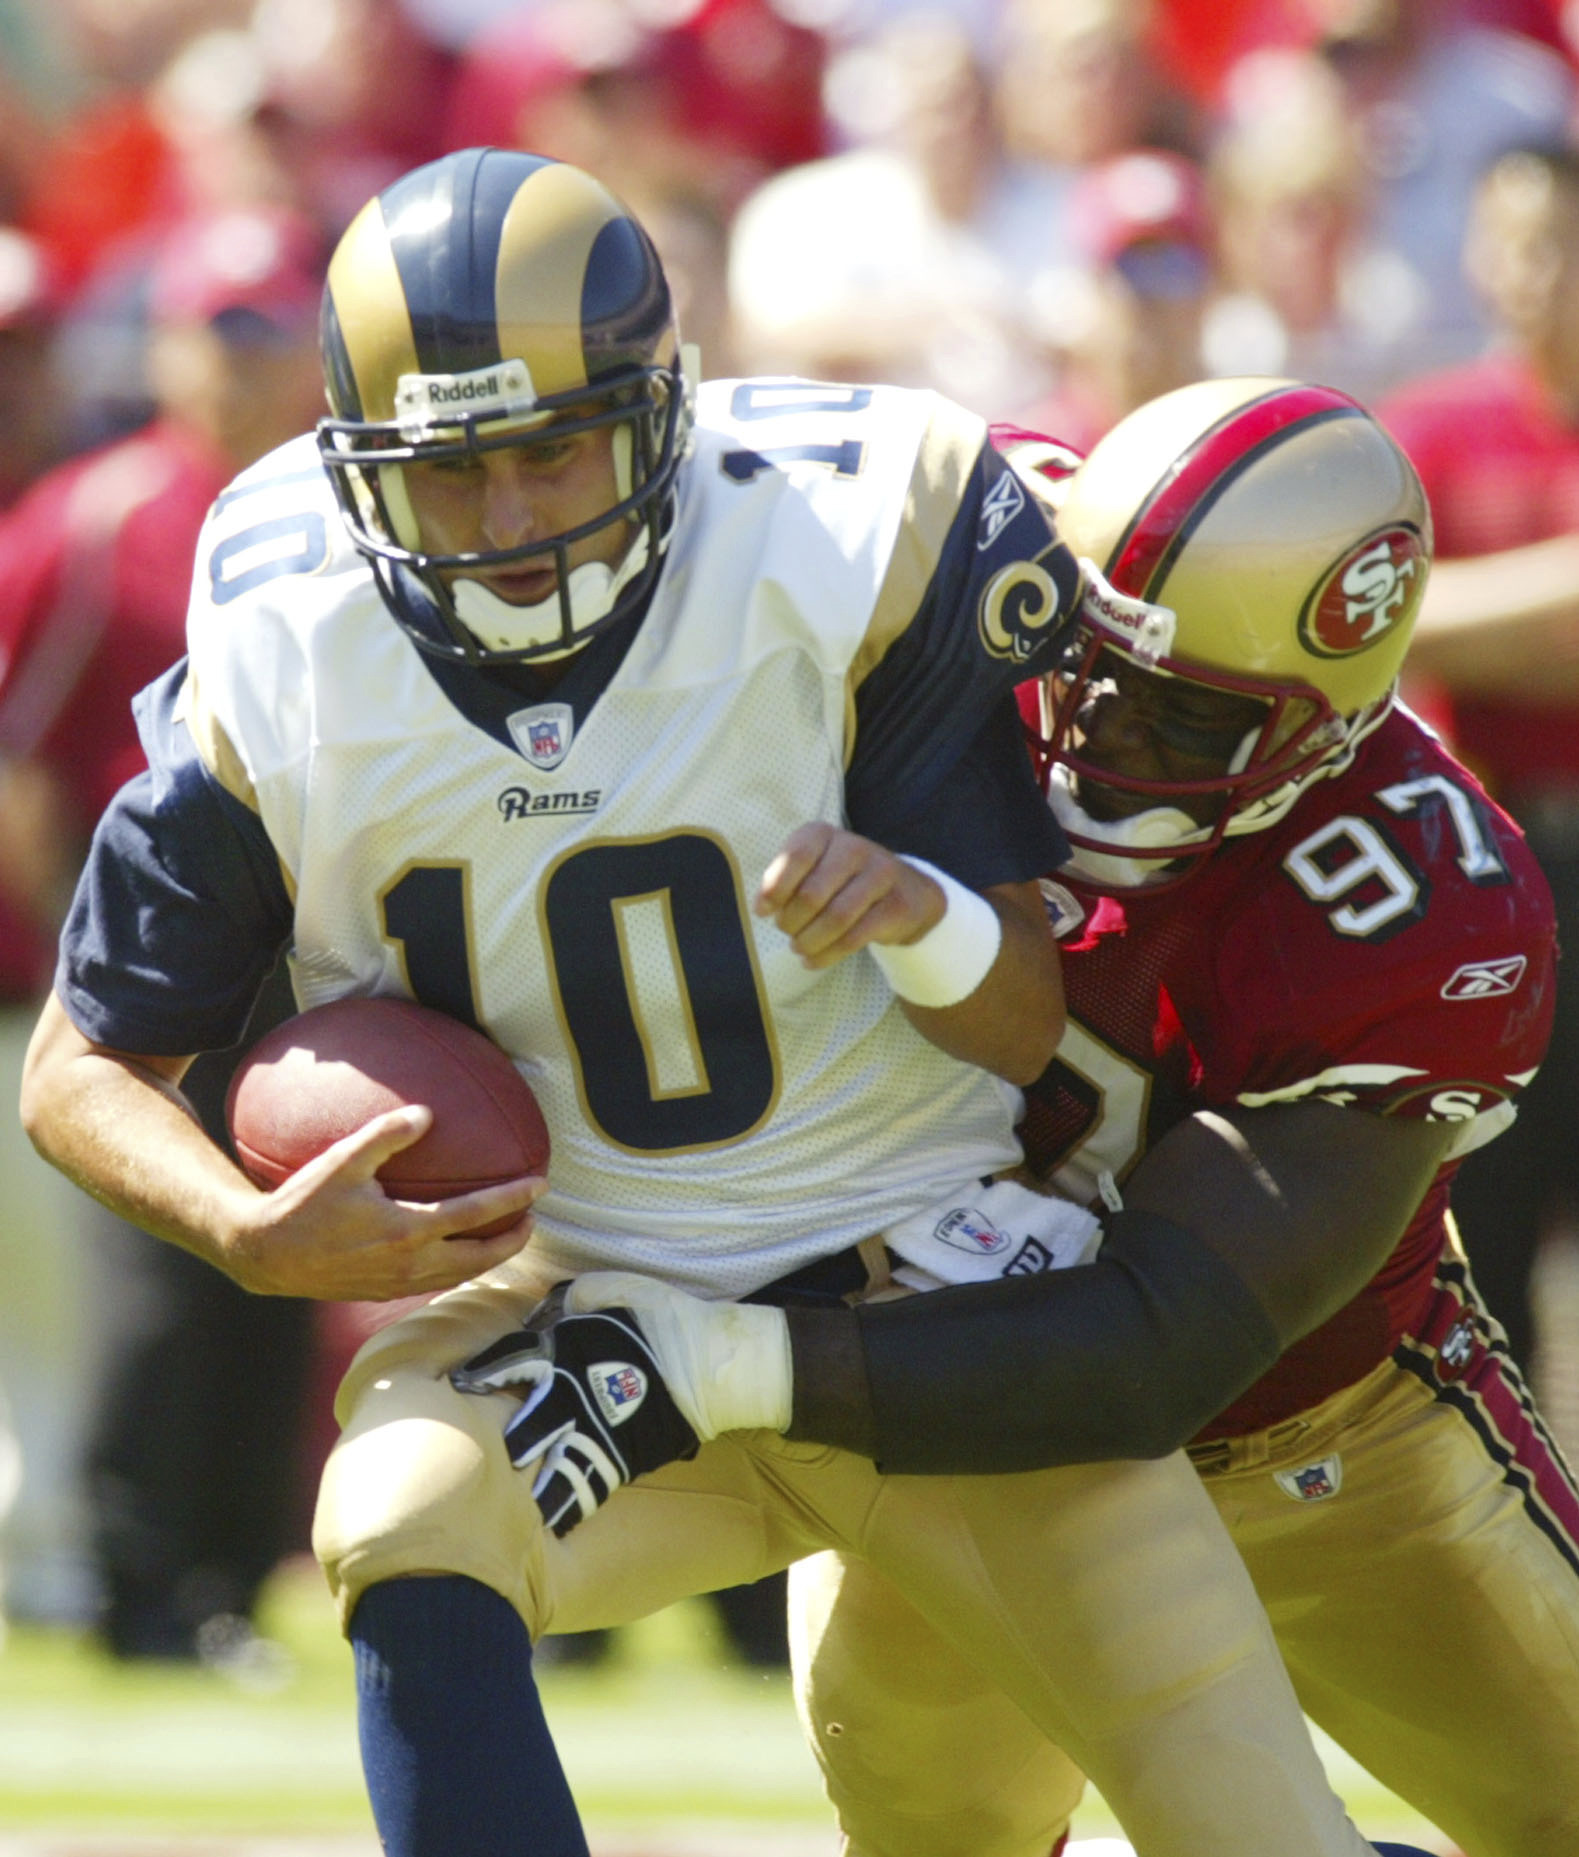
[[174, 382, 1050, 1296]]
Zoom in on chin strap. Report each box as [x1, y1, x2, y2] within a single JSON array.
[[452, 528, 653, 658], [1045, 766, 1209, 890]]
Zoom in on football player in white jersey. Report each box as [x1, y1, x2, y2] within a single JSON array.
[[24, 150, 1394, 1857]]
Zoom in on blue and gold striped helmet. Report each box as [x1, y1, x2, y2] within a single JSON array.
[[318, 147, 690, 664]]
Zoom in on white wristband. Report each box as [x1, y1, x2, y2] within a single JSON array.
[[869, 856, 1003, 1009]]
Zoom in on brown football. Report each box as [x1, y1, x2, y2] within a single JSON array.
[[225, 996, 549, 1235]]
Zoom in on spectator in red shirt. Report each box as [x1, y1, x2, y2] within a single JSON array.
[[0, 203, 324, 1654]]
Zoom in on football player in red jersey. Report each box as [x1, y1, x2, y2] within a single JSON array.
[[531, 379, 1579, 1855]]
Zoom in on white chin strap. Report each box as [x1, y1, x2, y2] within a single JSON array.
[[452, 528, 651, 660], [1047, 766, 1210, 889]]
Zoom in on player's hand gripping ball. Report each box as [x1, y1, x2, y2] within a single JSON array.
[[225, 996, 549, 1236]]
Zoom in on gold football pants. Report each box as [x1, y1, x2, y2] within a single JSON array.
[[792, 1258, 1579, 1856], [313, 1255, 1375, 1857]]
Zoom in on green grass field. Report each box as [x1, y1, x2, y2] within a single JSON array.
[[0, 1557, 1457, 1854]]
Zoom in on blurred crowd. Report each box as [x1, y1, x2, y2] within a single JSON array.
[[3, 0, 1579, 1674], [0, 0, 1575, 450]]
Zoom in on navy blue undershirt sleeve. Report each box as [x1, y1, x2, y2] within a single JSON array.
[[55, 662, 294, 1057], [874, 694, 1064, 889], [844, 438, 1076, 879]]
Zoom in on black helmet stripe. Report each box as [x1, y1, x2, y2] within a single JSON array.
[[381, 148, 548, 376], [319, 291, 362, 420], [583, 216, 674, 378]]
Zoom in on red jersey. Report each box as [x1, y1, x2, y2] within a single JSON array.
[[0, 420, 227, 998], [1017, 702, 1557, 1437], [1379, 353, 1579, 793]]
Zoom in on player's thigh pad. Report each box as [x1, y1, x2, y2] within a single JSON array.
[[790, 1550, 1085, 1857], [312, 1260, 566, 1631], [1199, 1346, 1579, 1855]]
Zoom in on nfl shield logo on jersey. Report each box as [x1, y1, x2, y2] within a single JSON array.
[[1274, 1455, 1343, 1503], [590, 1361, 648, 1427], [1038, 879, 1086, 939], [508, 702, 575, 770]]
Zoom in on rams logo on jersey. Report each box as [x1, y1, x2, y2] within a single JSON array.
[[498, 785, 602, 820], [978, 555, 1065, 664]]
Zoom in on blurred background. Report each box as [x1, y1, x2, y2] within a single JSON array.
[[3, 1, 1579, 1851]]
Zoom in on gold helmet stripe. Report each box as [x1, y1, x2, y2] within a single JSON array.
[[326, 198, 420, 422], [495, 164, 623, 401]]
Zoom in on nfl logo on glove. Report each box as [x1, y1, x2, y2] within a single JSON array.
[[592, 1362, 649, 1425]]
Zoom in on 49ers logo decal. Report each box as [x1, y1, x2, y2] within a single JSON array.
[[1299, 525, 1426, 658]]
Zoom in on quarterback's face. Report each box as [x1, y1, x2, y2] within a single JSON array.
[[1069, 651, 1270, 825], [402, 419, 633, 604]]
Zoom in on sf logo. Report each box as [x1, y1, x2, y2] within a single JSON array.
[[1341, 537, 1418, 641], [1301, 524, 1427, 659]]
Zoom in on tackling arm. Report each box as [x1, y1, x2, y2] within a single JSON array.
[[790, 1099, 1456, 1471], [534, 1098, 1456, 1486]]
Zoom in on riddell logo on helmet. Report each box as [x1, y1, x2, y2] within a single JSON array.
[[394, 359, 536, 427], [1079, 559, 1177, 663], [1300, 526, 1425, 658], [432, 375, 504, 402]]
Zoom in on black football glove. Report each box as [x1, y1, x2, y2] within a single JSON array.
[[451, 1284, 700, 1537]]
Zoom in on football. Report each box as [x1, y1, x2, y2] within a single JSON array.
[[225, 996, 549, 1235]]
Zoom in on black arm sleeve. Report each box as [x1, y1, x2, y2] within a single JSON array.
[[829, 1210, 1282, 1474]]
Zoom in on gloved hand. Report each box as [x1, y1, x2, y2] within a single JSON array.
[[555, 1271, 793, 1438], [450, 1274, 792, 1536], [450, 1284, 701, 1537]]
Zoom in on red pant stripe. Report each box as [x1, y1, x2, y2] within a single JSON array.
[[1394, 1256, 1579, 1581]]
